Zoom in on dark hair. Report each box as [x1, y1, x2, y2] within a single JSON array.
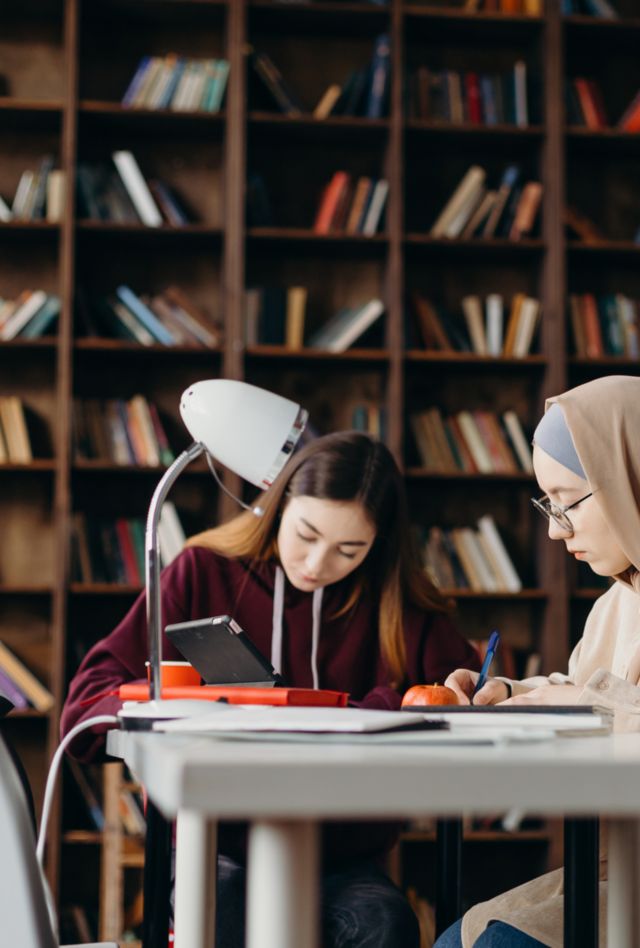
[[187, 432, 451, 686]]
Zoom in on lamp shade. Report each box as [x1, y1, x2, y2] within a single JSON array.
[[180, 380, 308, 488]]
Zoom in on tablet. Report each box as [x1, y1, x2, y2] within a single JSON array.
[[165, 615, 284, 687]]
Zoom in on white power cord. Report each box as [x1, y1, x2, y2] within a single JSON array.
[[36, 714, 119, 866]]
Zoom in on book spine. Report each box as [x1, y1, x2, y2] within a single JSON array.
[[112, 151, 163, 227]]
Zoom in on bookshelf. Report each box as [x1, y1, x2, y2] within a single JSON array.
[[2, 0, 639, 932]]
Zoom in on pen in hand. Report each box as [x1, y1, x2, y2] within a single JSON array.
[[471, 629, 500, 705]]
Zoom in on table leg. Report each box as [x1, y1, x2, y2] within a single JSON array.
[[607, 818, 640, 948], [435, 817, 462, 937], [564, 817, 598, 948], [142, 799, 172, 948], [247, 820, 319, 948], [174, 811, 218, 948]]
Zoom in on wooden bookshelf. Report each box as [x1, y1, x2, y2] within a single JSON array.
[[2, 0, 634, 930]]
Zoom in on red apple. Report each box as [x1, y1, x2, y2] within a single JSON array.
[[401, 683, 459, 708]]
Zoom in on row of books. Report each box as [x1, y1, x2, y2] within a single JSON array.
[[350, 403, 387, 440], [0, 290, 61, 340], [244, 287, 384, 351], [560, 0, 618, 16], [71, 503, 186, 585], [430, 164, 542, 241], [0, 156, 65, 223], [76, 284, 221, 348], [410, 407, 534, 475], [463, 0, 543, 12], [569, 292, 640, 359], [313, 172, 389, 236], [66, 759, 146, 838], [0, 639, 54, 712], [73, 395, 174, 468], [77, 151, 194, 227], [250, 35, 390, 120], [0, 396, 32, 464], [410, 62, 531, 127], [122, 55, 229, 113], [411, 291, 540, 358], [566, 78, 640, 131], [421, 515, 522, 594]]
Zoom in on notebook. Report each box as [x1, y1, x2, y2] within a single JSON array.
[[402, 705, 613, 736], [154, 706, 448, 735]]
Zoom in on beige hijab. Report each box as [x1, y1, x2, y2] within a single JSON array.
[[546, 375, 640, 590]]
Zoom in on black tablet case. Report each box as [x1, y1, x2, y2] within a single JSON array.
[[165, 615, 284, 687]]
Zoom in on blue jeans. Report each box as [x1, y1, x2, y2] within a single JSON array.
[[434, 918, 549, 947], [216, 855, 420, 948]]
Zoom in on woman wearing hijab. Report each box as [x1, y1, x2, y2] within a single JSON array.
[[434, 374, 640, 948], [62, 429, 480, 948]]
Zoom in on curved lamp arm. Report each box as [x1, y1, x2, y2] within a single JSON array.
[[145, 441, 204, 702]]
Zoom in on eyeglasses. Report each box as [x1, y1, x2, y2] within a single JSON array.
[[530, 491, 593, 536]]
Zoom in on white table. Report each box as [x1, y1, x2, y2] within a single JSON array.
[[109, 729, 640, 948]]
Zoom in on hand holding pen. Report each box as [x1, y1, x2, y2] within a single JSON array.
[[470, 630, 500, 705]]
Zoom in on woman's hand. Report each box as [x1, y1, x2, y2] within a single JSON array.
[[444, 669, 511, 706], [501, 684, 582, 706]]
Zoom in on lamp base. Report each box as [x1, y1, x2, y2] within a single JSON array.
[[117, 699, 229, 731]]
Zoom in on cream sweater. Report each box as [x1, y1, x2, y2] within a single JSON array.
[[462, 580, 640, 948]]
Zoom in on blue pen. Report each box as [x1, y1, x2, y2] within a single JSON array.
[[471, 630, 500, 704]]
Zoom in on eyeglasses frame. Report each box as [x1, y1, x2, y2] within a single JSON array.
[[530, 490, 593, 535]]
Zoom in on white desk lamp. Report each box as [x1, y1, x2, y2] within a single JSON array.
[[120, 379, 307, 723]]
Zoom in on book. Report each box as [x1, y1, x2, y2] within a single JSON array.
[[250, 48, 303, 116], [461, 295, 488, 354], [412, 294, 454, 351], [430, 166, 486, 238], [313, 171, 351, 234], [157, 705, 448, 735], [66, 759, 104, 831], [0, 640, 54, 711], [508, 181, 543, 240], [477, 514, 522, 592], [112, 151, 163, 228], [485, 293, 504, 356], [0, 193, 12, 222], [511, 296, 540, 357], [361, 179, 389, 236], [0, 289, 48, 340], [0, 666, 29, 709], [162, 285, 221, 347], [114, 285, 176, 346], [456, 410, 494, 473], [285, 286, 307, 349], [481, 164, 520, 238], [307, 298, 384, 352], [408, 706, 613, 736], [0, 396, 32, 463], [365, 33, 391, 119], [313, 83, 342, 119], [18, 295, 61, 339], [501, 410, 534, 473]]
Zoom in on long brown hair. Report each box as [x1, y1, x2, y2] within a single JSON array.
[[186, 431, 451, 686]]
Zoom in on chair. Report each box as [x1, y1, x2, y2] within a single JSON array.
[[0, 732, 117, 948]]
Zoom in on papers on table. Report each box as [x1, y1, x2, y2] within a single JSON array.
[[156, 706, 440, 734], [403, 705, 614, 737], [153, 705, 558, 744]]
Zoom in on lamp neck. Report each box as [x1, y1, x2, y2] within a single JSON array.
[[145, 441, 204, 702]]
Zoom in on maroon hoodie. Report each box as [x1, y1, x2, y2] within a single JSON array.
[[61, 546, 479, 865]]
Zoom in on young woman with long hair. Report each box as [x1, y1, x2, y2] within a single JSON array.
[[62, 430, 480, 948]]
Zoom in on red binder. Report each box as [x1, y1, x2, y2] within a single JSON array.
[[118, 683, 349, 707]]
